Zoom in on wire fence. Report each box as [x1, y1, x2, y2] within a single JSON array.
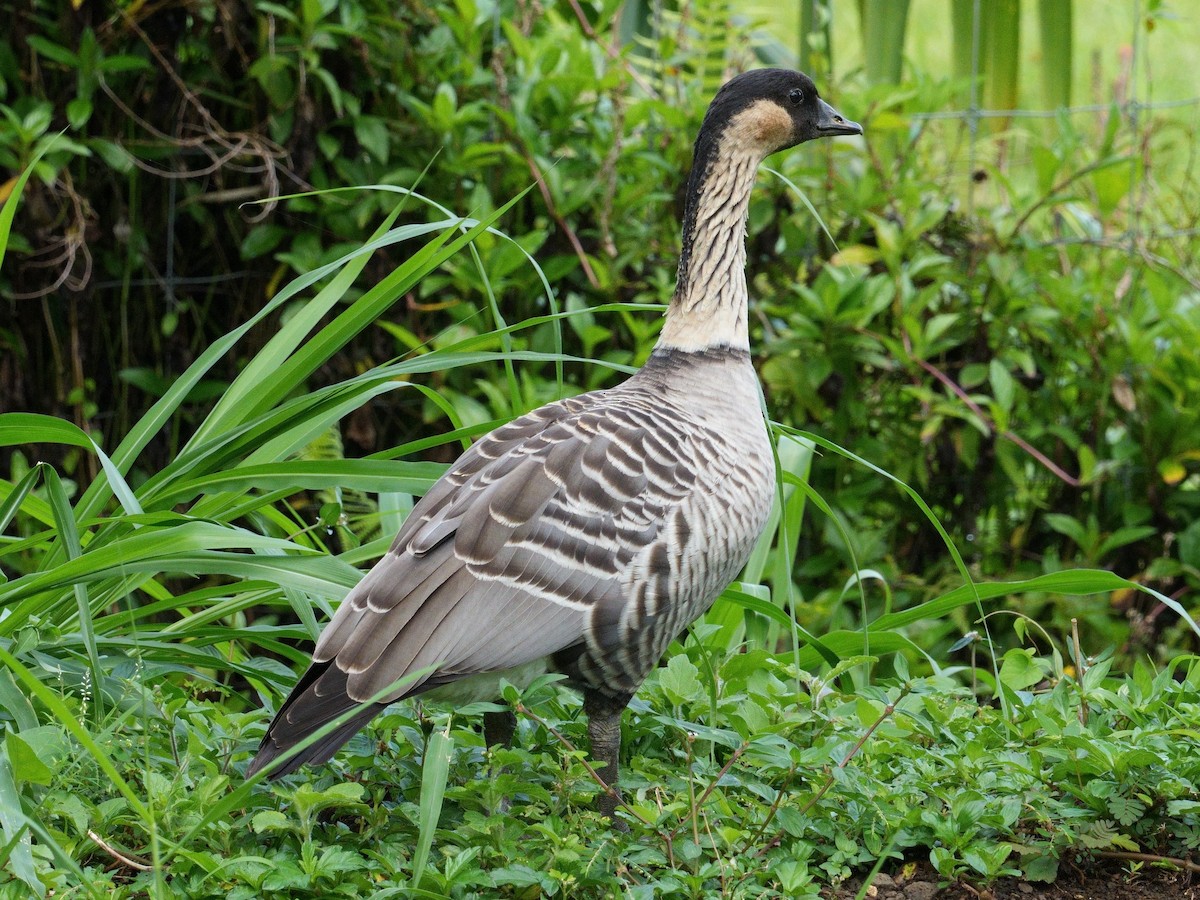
[[910, 97, 1200, 121], [797, 0, 1200, 283]]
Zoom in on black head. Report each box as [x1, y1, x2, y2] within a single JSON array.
[[673, 70, 861, 297], [699, 68, 862, 157]]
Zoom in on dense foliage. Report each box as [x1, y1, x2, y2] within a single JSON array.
[[4, 1, 1198, 654], [1, 0, 1198, 896], [4, 1, 1199, 649], [10, 644, 1200, 897]]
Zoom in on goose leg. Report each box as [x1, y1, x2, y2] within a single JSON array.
[[583, 689, 631, 827]]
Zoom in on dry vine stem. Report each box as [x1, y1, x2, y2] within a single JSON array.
[[514, 702, 653, 829], [87, 830, 152, 872], [908, 352, 1082, 487], [1096, 850, 1200, 874]]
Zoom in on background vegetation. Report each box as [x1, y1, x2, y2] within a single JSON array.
[[0, 0, 1198, 896]]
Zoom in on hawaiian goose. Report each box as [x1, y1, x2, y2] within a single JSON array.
[[249, 69, 861, 819]]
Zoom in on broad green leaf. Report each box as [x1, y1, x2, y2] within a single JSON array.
[[0, 747, 39, 896], [999, 648, 1043, 692], [660, 654, 703, 705], [3, 733, 51, 786]]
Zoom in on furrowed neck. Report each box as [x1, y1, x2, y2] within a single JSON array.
[[657, 124, 765, 354]]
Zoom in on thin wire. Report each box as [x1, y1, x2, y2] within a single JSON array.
[[909, 96, 1200, 121]]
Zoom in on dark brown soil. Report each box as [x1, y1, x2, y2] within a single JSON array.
[[825, 861, 1198, 900]]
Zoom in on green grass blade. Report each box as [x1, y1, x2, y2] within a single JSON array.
[[871, 570, 1200, 639], [861, 0, 910, 85], [410, 723, 454, 889], [0, 522, 359, 631], [794, 629, 933, 671], [722, 584, 838, 665], [224, 186, 536, 433], [145, 380, 403, 505], [281, 585, 322, 643], [0, 412, 99, 449], [0, 467, 43, 537], [194, 204, 408, 443], [0, 133, 61, 274], [153, 459, 445, 507], [783, 424, 980, 607], [1038, 0, 1072, 108], [71, 281, 311, 522], [40, 465, 103, 718], [0, 414, 142, 524], [765, 167, 839, 251], [983, 0, 1021, 128], [223, 222, 454, 430]]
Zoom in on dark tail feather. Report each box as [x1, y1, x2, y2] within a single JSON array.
[[248, 704, 383, 777], [247, 660, 385, 778]]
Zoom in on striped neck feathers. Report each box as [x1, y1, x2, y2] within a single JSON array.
[[657, 100, 792, 354]]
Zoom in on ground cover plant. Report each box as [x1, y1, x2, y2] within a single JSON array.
[[1, 0, 1199, 897]]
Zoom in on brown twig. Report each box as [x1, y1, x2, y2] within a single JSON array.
[[1009, 155, 1143, 238], [7, 235, 89, 299], [956, 880, 992, 899], [596, 89, 627, 260], [740, 765, 798, 855], [911, 355, 1083, 487], [691, 743, 749, 817], [87, 830, 152, 871], [685, 733, 700, 845], [563, 0, 657, 97], [701, 808, 729, 894], [757, 695, 903, 856], [521, 150, 600, 288], [666, 740, 751, 844], [120, 10, 222, 135], [1095, 850, 1200, 874], [104, 9, 291, 219], [8, 174, 94, 300], [99, 80, 289, 219]]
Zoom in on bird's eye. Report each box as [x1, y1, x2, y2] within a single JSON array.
[[788, 88, 804, 106]]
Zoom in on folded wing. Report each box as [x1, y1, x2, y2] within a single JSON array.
[[249, 394, 699, 776]]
